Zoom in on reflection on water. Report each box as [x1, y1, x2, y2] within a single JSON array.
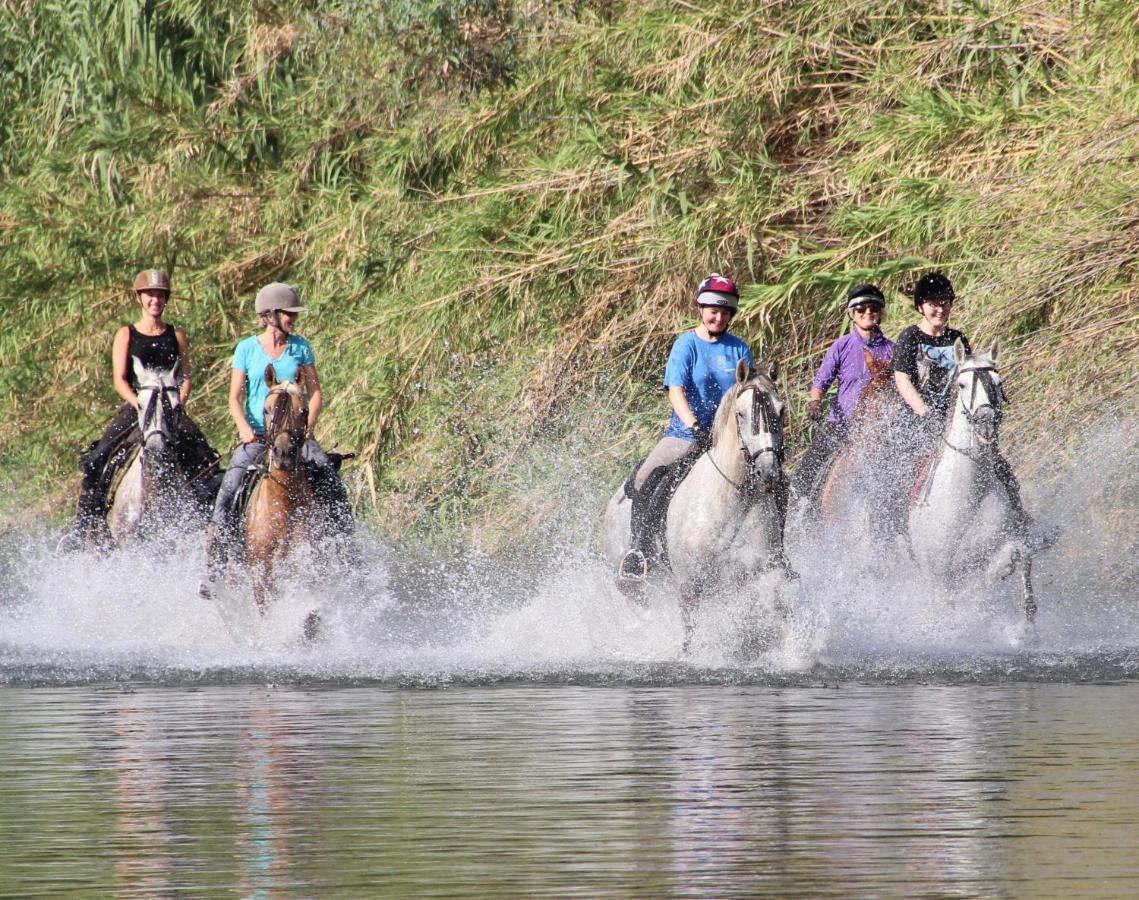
[[2, 684, 1139, 896]]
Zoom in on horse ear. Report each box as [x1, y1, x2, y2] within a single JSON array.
[[953, 338, 967, 367], [989, 338, 1001, 364], [264, 364, 278, 388], [765, 360, 779, 382], [131, 355, 146, 382], [736, 359, 750, 384]]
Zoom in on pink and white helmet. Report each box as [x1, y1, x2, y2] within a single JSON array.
[[694, 273, 739, 311]]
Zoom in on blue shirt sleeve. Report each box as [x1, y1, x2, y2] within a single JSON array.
[[231, 337, 252, 373], [294, 336, 316, 367], [663, 333, 695, 389]]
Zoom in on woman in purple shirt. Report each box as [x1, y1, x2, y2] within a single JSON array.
[[791, 283, 894, 512]]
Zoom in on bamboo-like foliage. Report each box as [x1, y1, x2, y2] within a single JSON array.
[[1, 0, 1137, 560]]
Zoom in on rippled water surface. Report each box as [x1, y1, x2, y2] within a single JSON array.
[[2, 682, 1139, 897]]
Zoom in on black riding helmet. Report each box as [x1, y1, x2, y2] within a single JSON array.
[[911, 271, 955, 311]]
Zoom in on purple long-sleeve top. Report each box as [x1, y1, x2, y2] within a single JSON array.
[[811, 330, 894, 423]]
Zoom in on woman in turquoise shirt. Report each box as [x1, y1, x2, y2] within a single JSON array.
[[202, 282, 350, 592]]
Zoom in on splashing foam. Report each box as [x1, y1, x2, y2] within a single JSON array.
[[1, 418, 1137, 684]]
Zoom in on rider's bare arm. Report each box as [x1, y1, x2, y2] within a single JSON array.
[[668, 385, 698, 431], [894, 371, 929, 417], [174, 326, 191, 405], [228, 369, 257, 444], [299, 364, 322, 439], [110, 325, 139, 408]]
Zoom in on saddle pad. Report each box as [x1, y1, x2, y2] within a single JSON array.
[[104, 444, 142, 508]]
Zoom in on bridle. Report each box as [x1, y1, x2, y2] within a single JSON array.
[[942, 362, 1005, 457], [707, 382, 785, 493], [136, 379, 181, 448], [263, 384, 308, 475]]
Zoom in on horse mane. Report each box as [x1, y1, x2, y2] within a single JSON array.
[[710, 369, 778, 446]]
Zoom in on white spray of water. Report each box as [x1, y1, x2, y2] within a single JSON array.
[[1, 419, 1136, 684]]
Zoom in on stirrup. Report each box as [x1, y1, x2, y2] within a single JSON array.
[[618, 549, 649, 582]]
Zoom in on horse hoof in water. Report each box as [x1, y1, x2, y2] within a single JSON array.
[[303, 610, 321, 642]]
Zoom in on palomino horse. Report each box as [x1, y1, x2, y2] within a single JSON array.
[[243, 371, 316, 618], [908, 339, 1038, 622], [602, 360, 789, 650], [815, 350, 903, 536], [107, 358, 195, 544]]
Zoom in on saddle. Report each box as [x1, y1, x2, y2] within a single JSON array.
[[95, 430, 142, 509], [232, 455, 354, 536]]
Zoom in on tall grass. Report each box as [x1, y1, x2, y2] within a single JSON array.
[[1, 0, 1137, 551]]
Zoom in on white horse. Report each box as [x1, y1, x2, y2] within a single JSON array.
[[908, 339, 1038, 622], [106, 358, 195, 545], [602, 360, 790, 649]]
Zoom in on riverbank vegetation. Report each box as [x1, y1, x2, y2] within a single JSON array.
[[2, 0, 1137, 552]]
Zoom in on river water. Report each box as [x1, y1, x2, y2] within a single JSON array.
[[2, 427, 1138, 895]]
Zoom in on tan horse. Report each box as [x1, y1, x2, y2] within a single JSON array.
[[816, 349, 901, 529], [243, 372, 315, 616]]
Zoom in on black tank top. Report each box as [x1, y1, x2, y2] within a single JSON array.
[[126, 324, 180, 389]]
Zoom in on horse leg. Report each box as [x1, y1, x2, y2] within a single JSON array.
[[1021, 553, 1037, 625], [250, 561, 271, 616], [679, 584, 702, 655]]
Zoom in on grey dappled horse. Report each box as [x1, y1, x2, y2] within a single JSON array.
[[908, 339, 1038, 622], [602, 361, 790, 650], [106, 358, 195, 544]]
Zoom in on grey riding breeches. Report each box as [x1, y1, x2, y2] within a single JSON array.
[[634, 437, 694, 492]]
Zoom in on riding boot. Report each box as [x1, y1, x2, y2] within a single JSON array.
[[69, 483, 111, 552], [198, 522, 230, 600], [618, 486, 655, 581], [308, 463, 354, 535]]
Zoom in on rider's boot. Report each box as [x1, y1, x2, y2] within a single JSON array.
[[309, 463, 354, 535], [618, 486, 654, 581], [67, 487, 110, 553]]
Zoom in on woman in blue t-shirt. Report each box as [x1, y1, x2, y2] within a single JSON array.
[[202, 282, 350, 591], [619, 274, 753, 579]]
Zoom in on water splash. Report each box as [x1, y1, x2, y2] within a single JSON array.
[[2, 419, 1137, 686]]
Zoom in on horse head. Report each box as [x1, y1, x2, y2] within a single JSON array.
[[713, 359, 786, 486], [132, 356, 182, 453], [262, 364, 309, 475], [950, 338, 1005, 447]]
